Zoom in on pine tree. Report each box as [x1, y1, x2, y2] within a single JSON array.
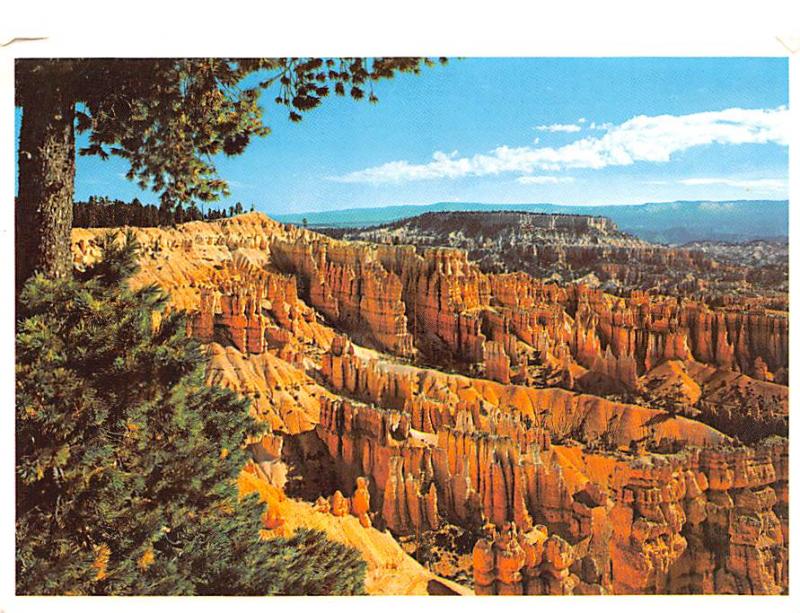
[[16, 58, 443, 288], [16, 234, 366, 595]]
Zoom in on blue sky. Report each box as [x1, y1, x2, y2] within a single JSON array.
[[15, 58, 789, 215]]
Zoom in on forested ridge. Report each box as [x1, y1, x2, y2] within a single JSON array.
[[70, 196, 248, 228]]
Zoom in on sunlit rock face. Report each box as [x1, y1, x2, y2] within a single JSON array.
[[326, 211, 789, 309], [71, 211, 788, 595]]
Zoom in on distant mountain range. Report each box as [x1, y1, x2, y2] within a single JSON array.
[[274, 200, 788, 244]]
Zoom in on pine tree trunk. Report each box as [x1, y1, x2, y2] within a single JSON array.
[[16, 72, 75, 291]]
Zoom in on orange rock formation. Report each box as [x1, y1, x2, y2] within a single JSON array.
[[70, 212, 788, 595]]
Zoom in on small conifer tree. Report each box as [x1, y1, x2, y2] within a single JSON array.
[[16, 233, 366, 595]]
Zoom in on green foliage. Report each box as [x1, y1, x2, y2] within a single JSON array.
[[16, 235, 366, 595], [72, 196, 235, 228], [16, 58, 442, 209]]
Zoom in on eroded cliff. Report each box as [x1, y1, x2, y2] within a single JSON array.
[[71, 211, 788, 595]]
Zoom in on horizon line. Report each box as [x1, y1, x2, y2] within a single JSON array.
[[273, 197, 789, 217]]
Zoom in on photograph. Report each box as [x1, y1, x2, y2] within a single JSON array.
[[5, 12, 794, 604]]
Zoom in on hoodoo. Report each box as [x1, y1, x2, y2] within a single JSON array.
[[70, 211, 788, 595]]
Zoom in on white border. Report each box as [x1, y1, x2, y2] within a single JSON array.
[[1, 1, 798, 612]]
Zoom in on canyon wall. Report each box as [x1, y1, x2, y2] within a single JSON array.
[[70, 212, 789, 595], [316, 337, 787, 594], [328, 210, 788, 307]]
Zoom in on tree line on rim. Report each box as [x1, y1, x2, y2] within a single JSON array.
[[70, 196, 250, 228]]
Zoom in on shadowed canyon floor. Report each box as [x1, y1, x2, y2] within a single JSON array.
[[71, 211, 789, 595]]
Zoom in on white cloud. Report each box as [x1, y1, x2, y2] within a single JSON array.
[[516, 175, 575, 185], [677, 177, 787, 192], [331, 106, 788, 185], [535, 122, 582, 133]]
